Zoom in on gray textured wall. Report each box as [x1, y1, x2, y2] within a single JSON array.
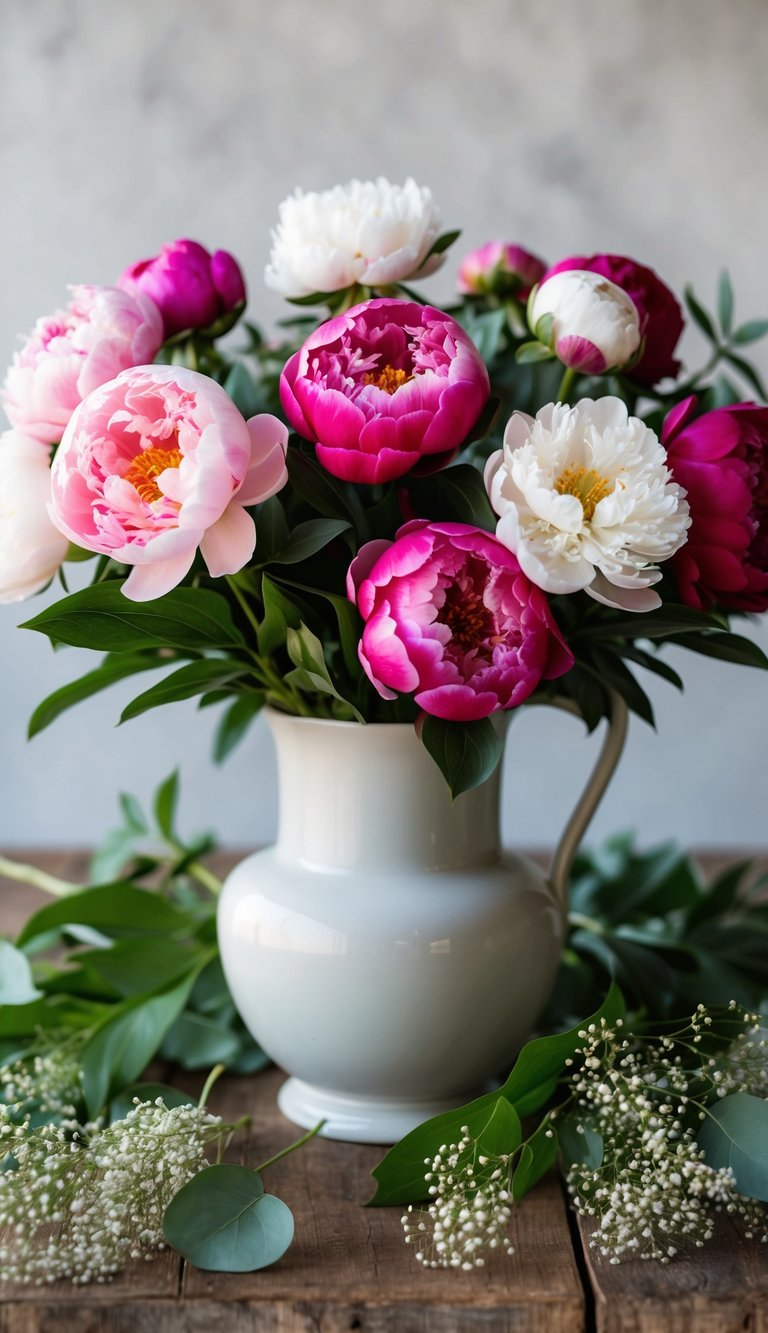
[[1, 0, 767, 850]]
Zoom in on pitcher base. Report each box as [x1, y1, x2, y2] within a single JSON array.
[[277, 1075, 480, 1145]]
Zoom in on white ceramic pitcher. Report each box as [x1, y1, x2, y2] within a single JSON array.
[[217, 696, 627, 1143]]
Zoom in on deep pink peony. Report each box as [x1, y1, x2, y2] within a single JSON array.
[[2, 286, 163, 448], [458, 241, 546, 300], [279, 298, 490, 485], [545, 253, 684, 386], [346, 520, 573, 720], [49, 365, 288, 602], [119, 239, 246, 340], [663, 396, 768, 612]]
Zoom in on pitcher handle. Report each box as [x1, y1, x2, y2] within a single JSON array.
[[548, 690, 629, 918]]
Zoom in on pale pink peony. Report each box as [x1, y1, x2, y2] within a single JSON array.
[[346, 520, 573, 720], [2, 286, 164, 448], [49, 365, 288, 602], [0, 431, 68, 603]]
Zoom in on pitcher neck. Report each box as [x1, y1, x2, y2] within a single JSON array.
[[268, 710, 502, 872]]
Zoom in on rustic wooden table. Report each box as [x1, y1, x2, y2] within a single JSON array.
[[1, 853, 766, 1333]]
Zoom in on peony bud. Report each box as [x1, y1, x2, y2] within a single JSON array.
[[119, 239, 246, 340], [528, 269, 641, 375], [458, 242, 545, 300]]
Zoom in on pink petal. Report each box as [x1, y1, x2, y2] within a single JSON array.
[[199, 501, 256, 577], [238, 415, 289, 505], [122, 549, 197, 601]]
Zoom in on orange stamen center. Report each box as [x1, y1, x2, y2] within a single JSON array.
[[124, 447, 183, 505], [554, 465, 613, 522], [363, 364, 412, 394]]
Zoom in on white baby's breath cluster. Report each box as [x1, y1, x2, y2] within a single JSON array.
[[0, 1031, 85, 1122], [402, 1128, 515, 1269], [0, 1096, 230, 1284], [563, 1007, 768, 1264]]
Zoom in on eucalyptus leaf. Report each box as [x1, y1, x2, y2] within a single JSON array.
[[731, 319, 768, 345], [698, 1093, 768, 1201], [163, 1164, 294, 1272], [0, 942, 43, 1005]]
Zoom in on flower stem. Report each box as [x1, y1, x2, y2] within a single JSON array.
[[186, 858, 223, 897], [254, 1120, 326, 1173], [198, 1064, 226, 1109], [0, 854, 79, 899], [557, 366, 576, 404]]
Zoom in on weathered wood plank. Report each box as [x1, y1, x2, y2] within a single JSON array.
[[575, 1210, 768, 1333]]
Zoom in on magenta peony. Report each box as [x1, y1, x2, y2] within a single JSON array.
[[346, 520, 573, 720], [458, 241, 546, 300], [49, 365, 287, 602], [2, 286, 163, 448], [663, 396, 768, 612], [119, 238, 246, 340], [279, 298, 490, 485], [545, 254, 684, 386]]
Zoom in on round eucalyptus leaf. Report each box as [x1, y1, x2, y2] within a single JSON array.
[[0, 942, 43, 1005], [698, 1092, 768, 1201], [163, 1163, 294, 1272]]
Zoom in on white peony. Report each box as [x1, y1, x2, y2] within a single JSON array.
[[0, 431, 68, 603], [264, 177, 443, 298], [485, 397, 690, 612], [529, 270, 641, 373]]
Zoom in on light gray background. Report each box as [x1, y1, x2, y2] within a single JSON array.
[[1, 0, 766, 850]]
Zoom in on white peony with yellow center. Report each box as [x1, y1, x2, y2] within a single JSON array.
[[484, 397, 690, 612], [264, 177, 443, 298]]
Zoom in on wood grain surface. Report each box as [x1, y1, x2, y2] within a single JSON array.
[[1, 852, 767, 1332]]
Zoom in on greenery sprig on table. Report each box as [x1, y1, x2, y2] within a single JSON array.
[[0, 778, 766, 1281]]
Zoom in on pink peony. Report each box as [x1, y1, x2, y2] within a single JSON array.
[[544, 254, 684, 386], [119, 239, 246, 339], [2, 286, 163, 449], [346, 520, 573, 720], [663, 396, 768, 612], [0, 431, 68, 603], [49, 365, 288, 602], [279, 298, 490, 485], [458, 241, 546, 300]]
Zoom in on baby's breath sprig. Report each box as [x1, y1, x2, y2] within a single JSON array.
[[401, 1127, 516, 1269], [563, 1004, 768, 1264], [0, 1088, 244, 1285], [0, 1028, 88, 1124]]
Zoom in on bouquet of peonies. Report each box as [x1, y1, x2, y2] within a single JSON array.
[[2, 176, 768, 790]]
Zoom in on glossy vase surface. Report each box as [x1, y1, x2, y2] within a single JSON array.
[[217, 702, 626, 1143]]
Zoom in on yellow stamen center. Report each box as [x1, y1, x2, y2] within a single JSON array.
[[124, 447, 183, 505], [363, 364, 412, 394], [439, 587, 494, 653], [554, 465, 613, 522]]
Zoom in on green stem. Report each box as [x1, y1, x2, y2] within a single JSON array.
[[557, 366, 577, 404], [0, 854, 79, 899], [254, 1119, 326, 1173], [226, 574, 262, 644], [186, 858, 223, 896], [198, 1063, 226, 1109]]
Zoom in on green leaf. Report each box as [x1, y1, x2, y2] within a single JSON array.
[[476, 1097, 522, 1157], [160, 1010, 242, 1069], [213, 694, 265, 763], [120, 660, 249, 722], [285, 623, 364, 721], [109, 1082, 195, 1122], [718, 270, 734, 337], [0, 995, 104, 1039], [119, 792, 147, 833], [369, 983, 624, 1206], [425, 228, 461, 260], [76, 937, 205, 997], [684, 286, 718, 342], [0, 942, 43, 1004], [573, 604, 725, 641], [224, 362, 262, 418], [665, 632, 768, 669], [154, 770, 179, 840], [722, 350, 768, 401], [28, 655, 164, 738], [15, 884, 193, 949], [686, 860, 752, 929], [618, 646, 684, 691], [285, 448, 368, 535], [22, 584, 245, 652], [586, 649, 655, 727], [556, 1115, 604, 1170], [512, 1120, 559, 1201], [465, 309, 507, 362], [256, 497, 290, 561], [731, 319, 768, 346], [698, 1093, 768, 1201], [272, 518, 351, 565], [81, 971, 199, 1117], [407, 465, 497, 532], [163, 1164, 294, 1271], [420, 716, 504, 798], [516, 340, 555, 365]]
